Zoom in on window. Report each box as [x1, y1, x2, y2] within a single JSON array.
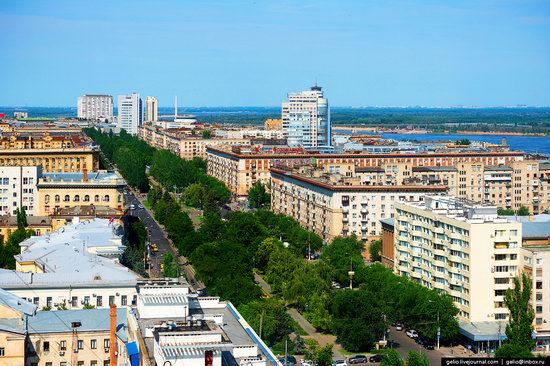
[[74, 195, 80, 202], [64, 195, 70, 202], [46, 363, 52, 366], [78, 362, 84, 366], [91, 339, 97, 349], [55, 195, 60, 203], [43, 341, 50, 352], [71, 296, 78, 307], [77, 340, 84, 350], [121, 295, 127, 306], [109, 295, 115, 305], [45, 195, 50, 204], [97, 296, 103, 307], [84, 195, 90, 202], [46, 297, 52, 307], [61, 363, 67, 366], [0, 348, 4, 357], [91, 362, 97, 366], [94, 195, 99, 202], [104, 339, 110, 349], [103, 195, 110, 202], [60, 340, 67, 350]]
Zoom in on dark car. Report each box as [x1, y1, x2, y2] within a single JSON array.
[[369, 354, 384, 363], [424, 341, 435, 350], [279, 356, 297, 366], [415, 337, 427, 346], [348, 355, 368, 364], [388, 340, 400, 348]]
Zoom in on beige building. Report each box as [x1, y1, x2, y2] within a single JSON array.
[[145, 96, 158, 122], [206, 145, 524, 199], [394, 196, 522, 323], [138, 124, 249, 160], [0, 148, 99, 173], [264, 118, 282, 130], [36, 170, 126, 215], [270, 166, 447, 242]]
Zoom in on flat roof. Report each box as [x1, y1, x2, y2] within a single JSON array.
[[459, 321, 507, 342], [380, 218, 395, 227], [522, 222, 550, 239]]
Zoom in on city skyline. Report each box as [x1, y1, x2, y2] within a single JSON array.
[[0, 0, 549, 107]]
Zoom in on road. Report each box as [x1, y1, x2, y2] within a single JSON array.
[[124, 190, 204, 290], [387, 326, 442, 364]]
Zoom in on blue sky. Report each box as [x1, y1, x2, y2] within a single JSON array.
[[0, 0, 549, 107]]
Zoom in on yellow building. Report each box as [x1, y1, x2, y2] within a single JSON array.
[[0, 148, 99, 173], [0, 216, 53, 242], [264, 118, 282, 130], [36, 171, 126, 216], [0, 289, 33, 366]]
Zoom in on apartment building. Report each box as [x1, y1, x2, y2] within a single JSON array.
[[394, 196, 522, 325], [0, 166, 41, 216], [138, 123, 249, 160], [214, 128, 284, 140], [282, 85, 331, 147], [77, 94, 114, 122], [206, 145, 524, 198], [145, 96, 159, 122], [270, 166, 447, 242], [0, 289, 128, 366], [0, 219, 139, 310], [118, 93, 142, 135], [0, 148, 99, 173], [1, 131, 92, 150], [36, 170, 126, 215]]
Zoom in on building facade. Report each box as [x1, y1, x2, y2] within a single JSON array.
[[0, 148, 99, 173], [36, 171, 126, 215], [0, 166, 41, 216], [264, 118, 282, 130], [270, 166, 447, 242], [206, 145, 524, 198], [118, 93, 142, 135], [394, 196, 522, 323], [77, 94, 114, 122], [282, 85, 330, 147], [145, 96, 158, 122]]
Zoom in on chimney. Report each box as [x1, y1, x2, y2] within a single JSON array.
[[83, 169, 88, 183], [110, 304, 117, 366]]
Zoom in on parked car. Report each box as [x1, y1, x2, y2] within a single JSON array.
[[424, 341, 435, 350], [348, 355, 368, 364], [279, 356, 297, 366], [415, 337, 427, 346], [332, 360, 347, 366], [406, 329, 419, 338], [388, 340, 400, 348], [138, 204, 144, 209], [369, 354, 384, 363], [151, 243, 159, 252], [395, 323, 403, 331], [301, 360, 315, 366], [332, 281, 341, 289]]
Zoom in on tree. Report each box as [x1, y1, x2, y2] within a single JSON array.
[[369, 240, 382, 262], [202, 130, 212, 139], [516, 206, 530, 216], [183, 183, 205, 208], [496, 273, 534, 357], [381, 349, 403, 366], [238, 298, 293, 346], [497, 208, 515, 216], [303, 340, 333, 366], [248, 182, 271, 209], [163, 253, 179, 278], [16, 207, 27, 230], [405, 351, 428, 366]]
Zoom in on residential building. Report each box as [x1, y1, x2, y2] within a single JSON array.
[[145, 96, 158, 122], [138, 124, 250, 160], [0, 130, 92, 150], [36, 170, 126, 215], [264, 118, 282, 130], [282, 85, 331, 147], [270, 166, 447, 242], [0, 148, 99, 173], [0, 289, 129, 366], [77, 94, 114, 122], [0, 216, 53, 242], [206, 145, 524, 199], [13, 111, 28, 119], [380, 218, 395, 269], [0, 166, 41, 216], [118, 93, 142, 135], [0, 219, 139, 310], [393, 196, 522, 324], [127, 279, 279, 366], [214, 128, 284, 140]]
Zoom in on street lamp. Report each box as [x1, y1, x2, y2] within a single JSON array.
[[428, 300, 441, 350], [348, 255, 355, 289]]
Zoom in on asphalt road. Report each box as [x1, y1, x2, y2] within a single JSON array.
[[124, 190, 204, 290], [388, 326, 442, 364]]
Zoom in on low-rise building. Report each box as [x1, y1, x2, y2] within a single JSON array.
[[270, 166, 447, 242], [264, 118, 282, 130], [37, 170, 126, 215], [0, 218, 139, 311]]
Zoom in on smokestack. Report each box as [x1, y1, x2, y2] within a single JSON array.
[[110, 304, 117, 366], [83, 169, 88, 183], [175, 96, 178, 119]]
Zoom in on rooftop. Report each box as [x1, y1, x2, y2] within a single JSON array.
[[0, 219, 139, 288], [0, 287, 37, 316], [0, 215, 51, 227], [522, 222, 550, 239], [39, 171, 125, 185]]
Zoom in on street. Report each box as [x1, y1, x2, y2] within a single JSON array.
[[124, 190, 204, 290], [388, 326, 442, 364]]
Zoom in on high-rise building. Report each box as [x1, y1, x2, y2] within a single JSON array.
[[77, 95, 113, 122], [145, 96, 158, 122], [282, 85, 331, 147], [118, 93, 142, 135]]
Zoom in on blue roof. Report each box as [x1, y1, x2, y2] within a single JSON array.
[[522, 222, 550, 239], [27, 308, 127, 341], [0, 287, 37, 316]]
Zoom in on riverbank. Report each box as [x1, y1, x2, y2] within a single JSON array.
[[335, 125, 548, 137]]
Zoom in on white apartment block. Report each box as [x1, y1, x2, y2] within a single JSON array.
[[145, 96, 159, 122], [118, 93, 142, 135], [282, 85, 331, 147], [0, 166, 41, 216], [270, 166, 447, 242], [77, 94, 113, 122], [394, 196, 522, 323]]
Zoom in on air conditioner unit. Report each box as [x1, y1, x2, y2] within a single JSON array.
[[105, 348, 109, 353], [59, 351, 65, 356]]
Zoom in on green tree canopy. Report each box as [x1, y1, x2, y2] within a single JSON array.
[[248, 182, 271, 209]]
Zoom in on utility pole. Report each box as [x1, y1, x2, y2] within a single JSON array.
[[284, 339, 288, 366], [348, 255, 354, 289], [436, 310, 440, 350]]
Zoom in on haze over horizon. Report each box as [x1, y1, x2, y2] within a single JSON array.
[[1, 0, 549, 107]]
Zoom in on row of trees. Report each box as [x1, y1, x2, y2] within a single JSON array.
[[498, 206, 530, 216]]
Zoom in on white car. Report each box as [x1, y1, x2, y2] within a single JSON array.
[[395, 324, 403, 331], [406, 329, 419, 338], [332, 360, 347, 366], [301, 360, 315, 366]]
